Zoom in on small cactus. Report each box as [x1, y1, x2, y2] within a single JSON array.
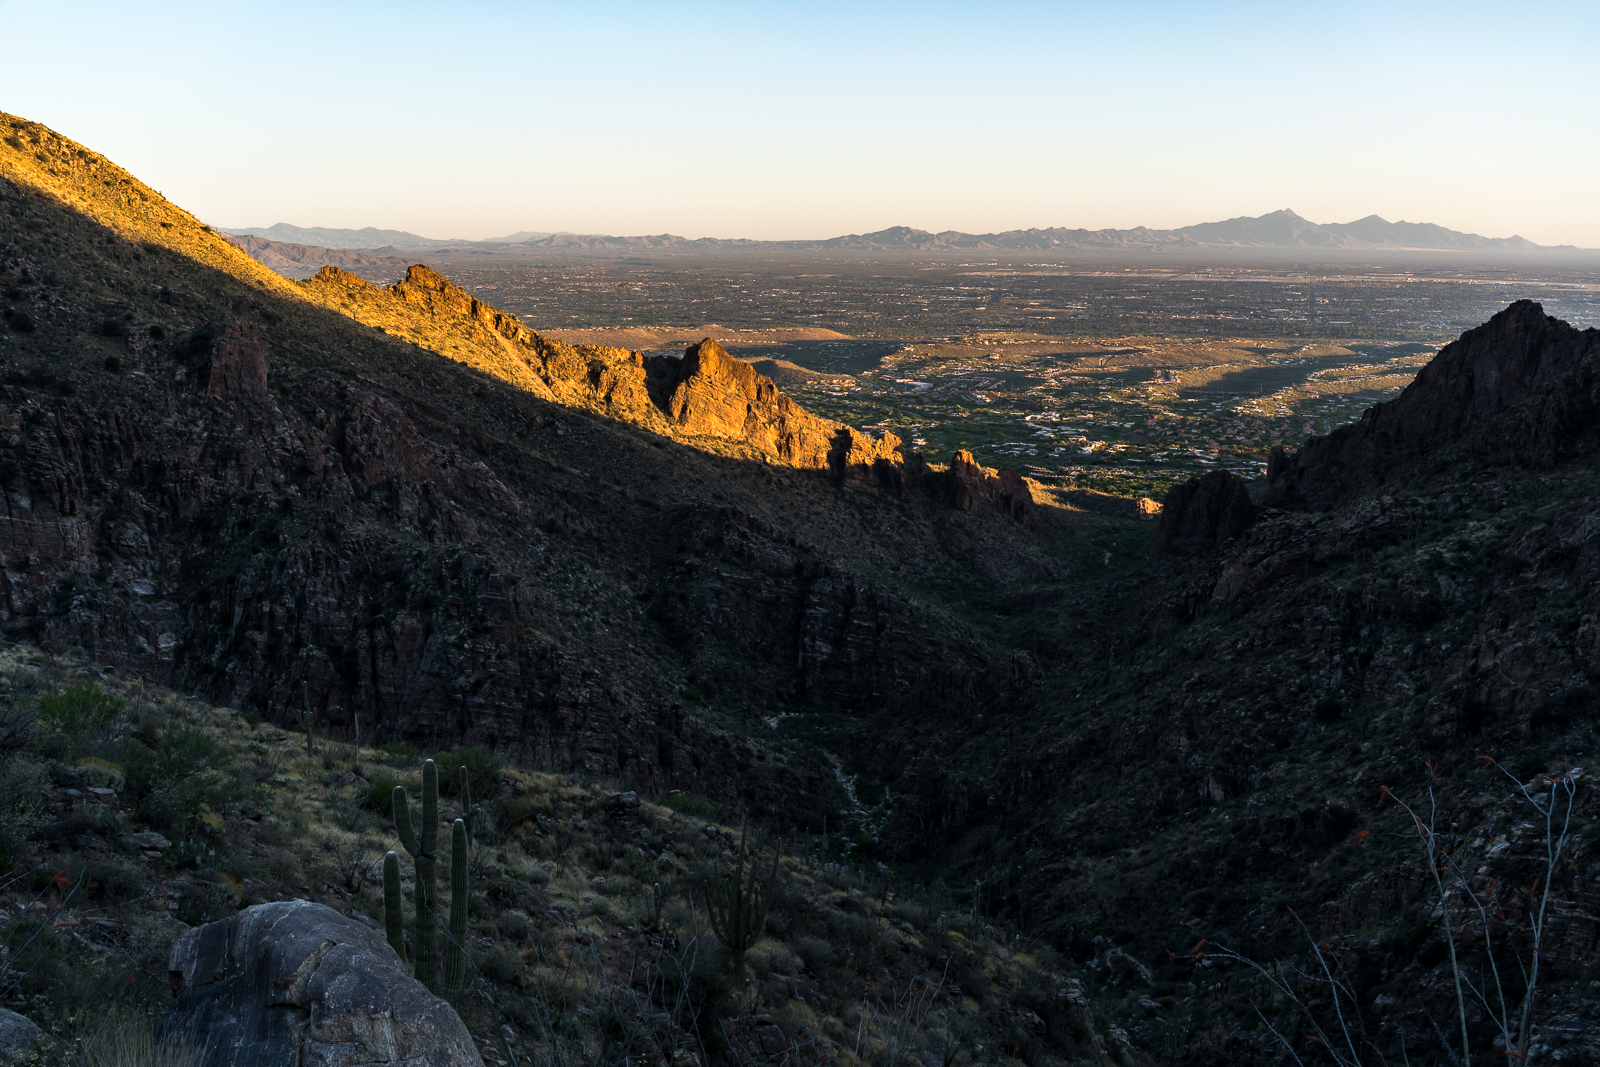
[[384, 758, 473, 998], [295, 683, 316, 760], [640, 880, 668, 933], [707, 825, 779, 980]]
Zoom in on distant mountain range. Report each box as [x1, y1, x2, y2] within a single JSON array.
[[218, 210, 1582, 259], [219, 223, 568, 249], [222, 233, 413, 278]]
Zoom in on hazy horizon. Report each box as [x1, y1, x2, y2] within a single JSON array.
[[212, 208, 1586, 249], [5, 0, 1597, 246]]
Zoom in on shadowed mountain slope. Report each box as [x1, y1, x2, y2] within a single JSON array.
[[0, 112, 1062, 818]]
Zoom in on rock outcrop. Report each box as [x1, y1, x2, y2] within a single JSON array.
[[1267, 300, 1600, 508], [160, 900, 483, 1067], [1149, 470, 1256, 557], [300, 270, 1038, 522], [196, 319, 270, 398], [941, 450, 1038, 527], [392, 264, 538, 347]]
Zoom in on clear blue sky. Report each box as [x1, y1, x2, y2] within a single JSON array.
[[3, 1, 1596, 245]]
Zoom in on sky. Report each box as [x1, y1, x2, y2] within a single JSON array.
[[3, 1, 1597, 245]]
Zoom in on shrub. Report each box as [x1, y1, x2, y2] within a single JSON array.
[[792, 935, 833, 976], [0, 755, 43, 865], [477, 943, 524, 987], [362, 774, 408, 811], [433, 745, 499, 800], [104, 355, 121, 372], [379, 741, 419, 761], [176, 881, 240, 925], [2, 309, 32, 332], [148, 324, 165, 341], [121, 727, 223, 796], [97, 318, 128, 338], [38, 683, 124, 736], [136, 789, 183, 832], [119, 727, 245, 839], [75, 854, 146, 904], [664, 792, 717, 817]]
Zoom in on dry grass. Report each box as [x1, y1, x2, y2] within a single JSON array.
[[0, 642, 1128, 1067]]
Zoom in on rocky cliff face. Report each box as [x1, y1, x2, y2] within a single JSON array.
[[300, 269, 1033, 518], [942, 449, 1039, 528], [1148, 470, 1257, 557]]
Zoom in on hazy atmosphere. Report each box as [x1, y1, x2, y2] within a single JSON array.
[[3, 0, 1597, 244]]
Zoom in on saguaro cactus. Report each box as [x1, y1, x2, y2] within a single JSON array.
[[444, 817, 469, 998], [707, 826, 779, 980], [383, 758, 473, 998], [393, 759, 440, 991]]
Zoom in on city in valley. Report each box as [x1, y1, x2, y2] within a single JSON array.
[[403, 256, 1600, 501]]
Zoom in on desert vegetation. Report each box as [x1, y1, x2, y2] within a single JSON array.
[[0, 644, 1147, 1066]]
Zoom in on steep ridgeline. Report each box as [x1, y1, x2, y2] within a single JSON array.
[[0, 112, 1059, 818], [1265, 300, 1600, 508], [301, 263, 1036, 515]]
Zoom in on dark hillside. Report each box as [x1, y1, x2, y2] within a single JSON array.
[[844, 304, 1600, 1062]]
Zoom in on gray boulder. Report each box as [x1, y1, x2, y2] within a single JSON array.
[[159, 899, 483, 1067], [0, 1009, 40, 1063]]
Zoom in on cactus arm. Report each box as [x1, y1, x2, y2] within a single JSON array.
[[393, 786, 418, 858], [444, 818, 468, 999], [382, 851, 406, 962], [752, 845, 779, 934], [421, 759, 438, 860]]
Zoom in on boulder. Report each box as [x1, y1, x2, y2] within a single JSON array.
[[601, 790, 641, 818], [159, 899, 483, 1067], [122, 831, 171, 851], [0, 1009, 39, 1063]]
